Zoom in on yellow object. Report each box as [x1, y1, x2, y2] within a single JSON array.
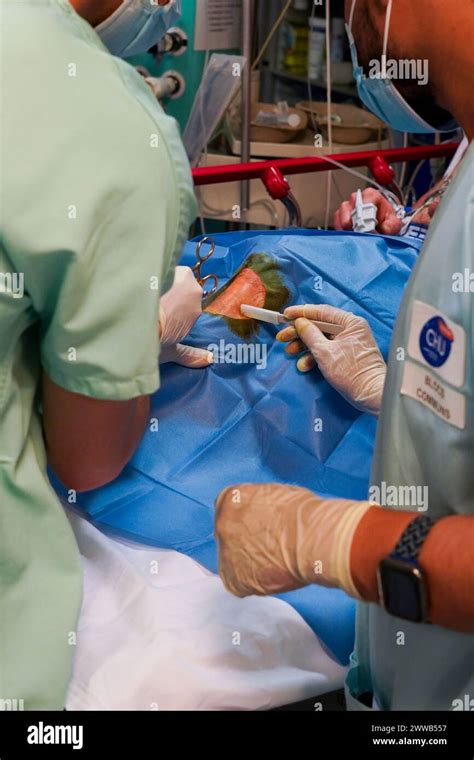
[[277, 1, 310, 76]]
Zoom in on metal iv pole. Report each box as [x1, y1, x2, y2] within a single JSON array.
[[240, 0, 254, 213]]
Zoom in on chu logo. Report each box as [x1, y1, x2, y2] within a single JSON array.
[[419, 316, 455, 368]]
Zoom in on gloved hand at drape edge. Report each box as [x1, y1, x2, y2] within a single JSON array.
[[277, 304, 387, 415], [215, 484, 373, 599], [159, 266, 214, 368]]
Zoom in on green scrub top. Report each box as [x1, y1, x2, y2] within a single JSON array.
[[0, 0, 197, 709], [346, 142, 474, 711]]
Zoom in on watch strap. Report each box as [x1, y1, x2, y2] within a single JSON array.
[[390, 514, 436, 562]]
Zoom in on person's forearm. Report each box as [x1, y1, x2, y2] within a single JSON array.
[[125, 395, 151, 460], [350, 507, 474, 633], [43, 373, 151, 492]]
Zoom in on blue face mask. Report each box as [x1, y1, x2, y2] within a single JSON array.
[[96, 0, 182, 58], [347, 0, 453, 134]]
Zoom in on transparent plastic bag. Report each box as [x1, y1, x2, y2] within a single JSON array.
[[183, 54, 246, 167]]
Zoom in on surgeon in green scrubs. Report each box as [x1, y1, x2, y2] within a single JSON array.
[[1, 0, 202, 709], [216, 0, 474, 710]]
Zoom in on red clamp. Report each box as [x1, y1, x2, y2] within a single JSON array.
[[368, 155, 395, 187], [261, 166, 291, 201]]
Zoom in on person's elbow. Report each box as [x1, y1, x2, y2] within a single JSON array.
[[49, 453, 127, 493], [42, 374, 151, 493]]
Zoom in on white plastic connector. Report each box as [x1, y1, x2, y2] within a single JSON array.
[[351, 189, 378, 234]]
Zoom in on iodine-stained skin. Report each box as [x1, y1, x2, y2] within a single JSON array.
[[203, 253, 290, 339], [205, 268, 266, 320]]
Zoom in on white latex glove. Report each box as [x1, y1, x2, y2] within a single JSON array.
[[159, 267, 213, 368], [277, 304, 387, 415], [215, 483, 372, 599]]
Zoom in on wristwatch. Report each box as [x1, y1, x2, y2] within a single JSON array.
[[377, 515, 435, 623]]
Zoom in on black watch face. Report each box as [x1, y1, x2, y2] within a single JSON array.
[[378, 559, 426, 623]]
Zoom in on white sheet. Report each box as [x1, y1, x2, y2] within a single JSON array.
[[65, 510, 347, 710]]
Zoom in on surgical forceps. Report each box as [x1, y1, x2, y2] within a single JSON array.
[[192, 237, 219, 297]]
